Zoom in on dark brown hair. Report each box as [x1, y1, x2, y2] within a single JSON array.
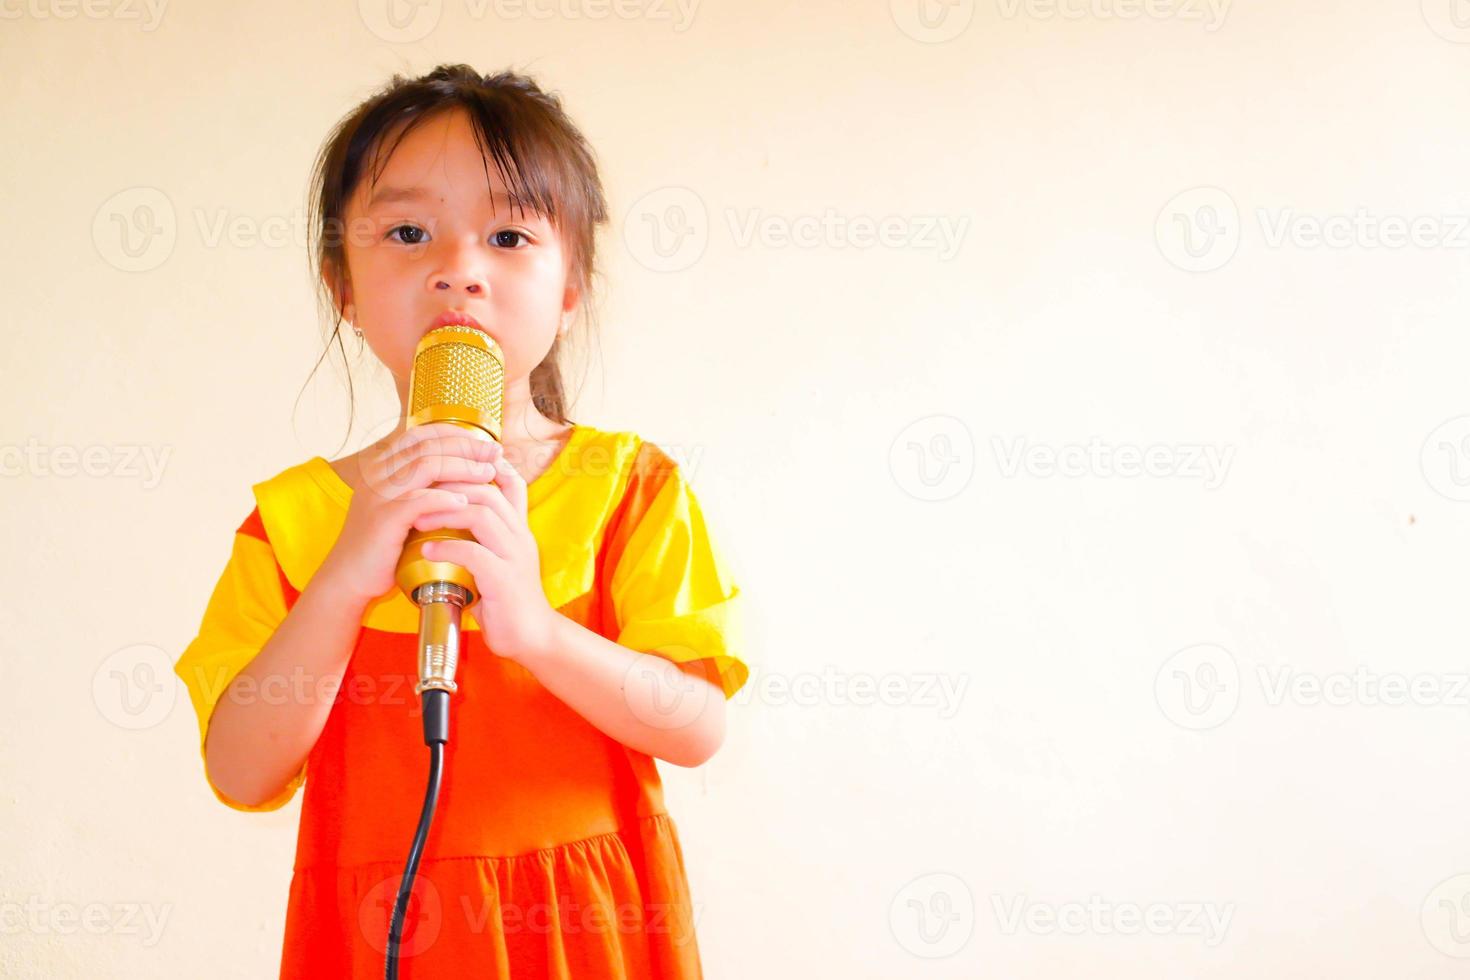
[[300, 64, 608, 453]]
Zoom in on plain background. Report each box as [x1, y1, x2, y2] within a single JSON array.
[[5, 0, 1470, 976]]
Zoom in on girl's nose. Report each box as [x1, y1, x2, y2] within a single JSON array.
[[434, 278, 483, 294]]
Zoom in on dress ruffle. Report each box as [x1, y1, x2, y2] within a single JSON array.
[[280, 812, 703, 979]]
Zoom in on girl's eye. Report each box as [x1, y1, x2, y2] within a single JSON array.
[[386, 224, 427, 245], [493, 230, 530, 248], [384, 226, 529, 248]]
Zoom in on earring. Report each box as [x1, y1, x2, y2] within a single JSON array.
[[353, 327, 364, 340]]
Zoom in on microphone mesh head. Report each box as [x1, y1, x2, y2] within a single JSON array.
[[408, 325, 505, 440]]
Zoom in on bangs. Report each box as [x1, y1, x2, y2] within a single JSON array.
[[359, 102, 575, 229]]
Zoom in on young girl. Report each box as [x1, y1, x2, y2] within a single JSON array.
[[173, 64, 749, 978]]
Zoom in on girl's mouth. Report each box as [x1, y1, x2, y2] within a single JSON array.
[[428, 310, 486, 333]]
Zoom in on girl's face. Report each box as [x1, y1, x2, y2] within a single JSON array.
[[331, 107, 579, 407]]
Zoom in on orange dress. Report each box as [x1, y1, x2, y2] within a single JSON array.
[[173, 424, 749, 978]]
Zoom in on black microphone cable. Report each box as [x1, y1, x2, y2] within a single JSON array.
[[386, 581, 467, 979], [385, 689, 450, 980]]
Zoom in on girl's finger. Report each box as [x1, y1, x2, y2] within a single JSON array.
[[400, 487, 470, 520], [386, 422, 494, 459], [406, 486, 471, 502], [415, 508, 514, 561], [371, 431, 500, 486], [433, 480, 517, 529], [492, 455, 528, 519], [384, 435, 499, 478], [422, 538, 505, 581], [382, 455, 498, 497]]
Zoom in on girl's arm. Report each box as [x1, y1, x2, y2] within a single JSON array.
[[203, 569, 368, 808], [520, 615, 728, 768]]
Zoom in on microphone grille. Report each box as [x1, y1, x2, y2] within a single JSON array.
[[408, 325, 505, 440]]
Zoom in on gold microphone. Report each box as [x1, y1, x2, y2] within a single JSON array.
[[383, 330, 503, 979], [393, 324, 505, 699]]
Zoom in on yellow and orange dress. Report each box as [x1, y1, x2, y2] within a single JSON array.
[[173, 424, 749, 978]]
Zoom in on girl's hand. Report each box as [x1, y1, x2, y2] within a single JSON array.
[[315, 423, 505, 608], [413, 453, 559, 666]]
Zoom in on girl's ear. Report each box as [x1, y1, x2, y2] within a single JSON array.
[[559, 283, 581, 337], [323, 260, 355, 323]]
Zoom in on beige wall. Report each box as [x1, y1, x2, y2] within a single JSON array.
[[5, 0, 1470, 976]]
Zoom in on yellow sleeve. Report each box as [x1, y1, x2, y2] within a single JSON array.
[[173, 517, 306, 812], [609, 460, 750, 700]]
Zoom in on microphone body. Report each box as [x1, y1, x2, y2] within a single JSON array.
[[385, 324, 503, 979], [393, 324, 506, 699]]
